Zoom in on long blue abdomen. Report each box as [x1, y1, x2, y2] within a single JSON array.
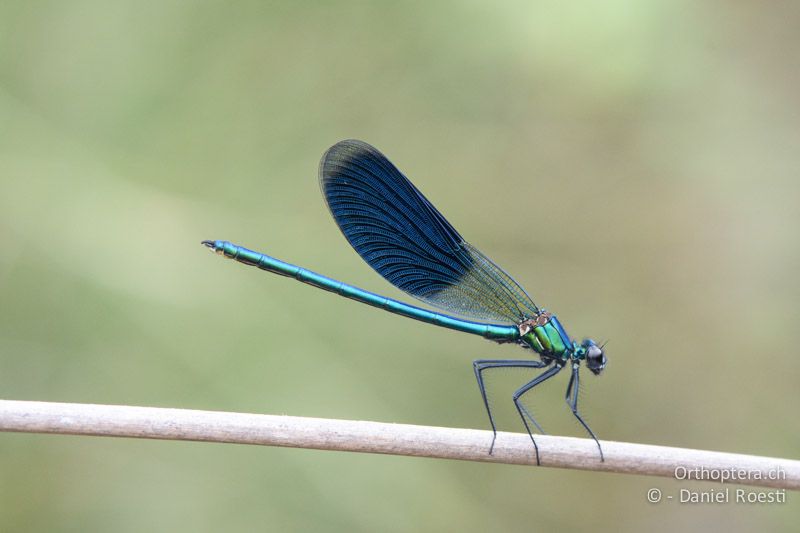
[[206, 240, 520, 343]]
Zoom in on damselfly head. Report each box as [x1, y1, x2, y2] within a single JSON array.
[[582, 338, 607, 375]]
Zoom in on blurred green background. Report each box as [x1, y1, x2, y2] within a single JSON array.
[[1, 1, 798, 531]]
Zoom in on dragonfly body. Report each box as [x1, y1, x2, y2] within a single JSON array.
[[204, 139, 607, 464], [204, 240, 590, 363]]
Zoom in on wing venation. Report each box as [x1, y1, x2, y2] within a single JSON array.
[[319, 139, 538, 324]]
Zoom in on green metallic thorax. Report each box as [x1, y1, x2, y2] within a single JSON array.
[[518, 313, 574, 361]]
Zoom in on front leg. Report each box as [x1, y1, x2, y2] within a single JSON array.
[[565, 362, 605, 462], [473, 359, 549, 455]]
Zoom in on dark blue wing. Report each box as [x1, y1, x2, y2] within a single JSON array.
[[319, 139, 538, 324]]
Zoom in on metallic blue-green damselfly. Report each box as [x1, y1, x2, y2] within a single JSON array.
[[203, 140, 607, 464]]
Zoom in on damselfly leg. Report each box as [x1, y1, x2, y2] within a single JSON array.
[[512, 364, 563, 465], [473, 359, 549, 455], [565, 362, 605, 461]]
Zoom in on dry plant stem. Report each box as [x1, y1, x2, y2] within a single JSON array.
[[1, 399, 796, 490]]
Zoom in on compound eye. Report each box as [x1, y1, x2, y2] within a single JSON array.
[[586, 345, 602, 362], [585, 344, 606, 375]]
